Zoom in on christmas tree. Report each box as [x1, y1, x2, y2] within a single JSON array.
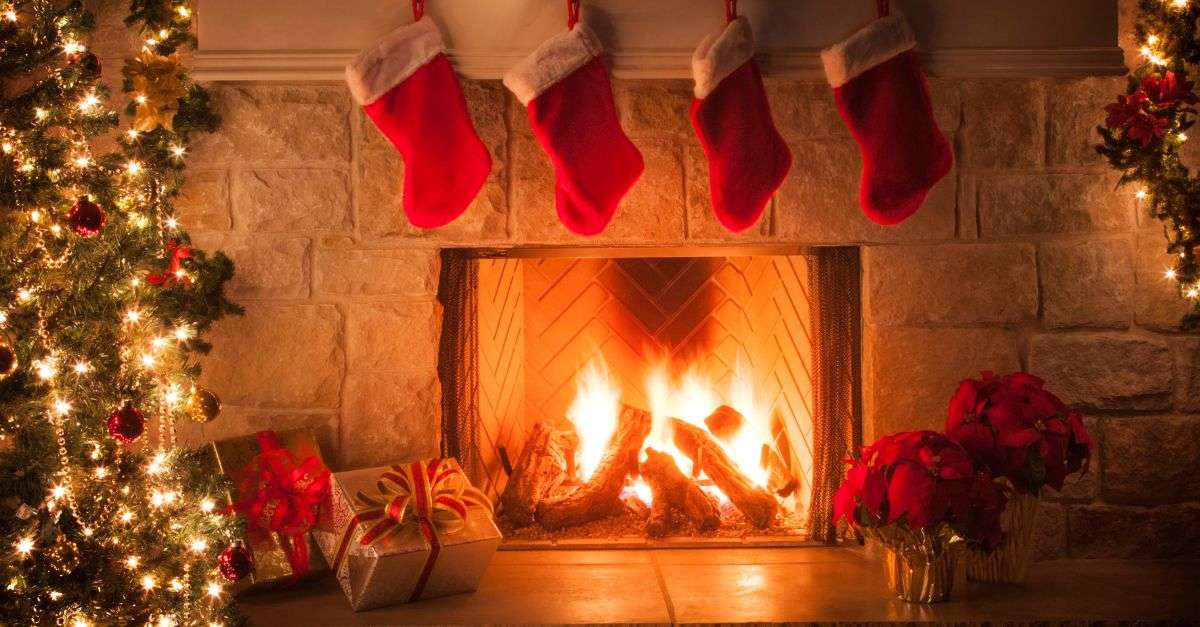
[[1, 1, 244, 624]]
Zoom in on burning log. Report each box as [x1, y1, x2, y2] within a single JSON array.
[[761, 444, 799, 498], [646, 494, 672, 538], [536, 404, 651, 531], [670, 417, 777, 529], [640, 448, 720, 537], [499, 422, 578, 527], [703, 405, 745, 443]]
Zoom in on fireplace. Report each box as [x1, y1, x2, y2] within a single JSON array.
[[436, 246, 862, 546]]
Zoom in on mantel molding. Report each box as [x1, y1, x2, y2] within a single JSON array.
[[193, 47, 1126, 82], [194, 0, 1123, 83]]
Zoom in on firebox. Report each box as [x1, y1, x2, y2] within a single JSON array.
[[436, 247, 861, 547]]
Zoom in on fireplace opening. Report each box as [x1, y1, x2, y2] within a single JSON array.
[[437, 247, 861, 547]]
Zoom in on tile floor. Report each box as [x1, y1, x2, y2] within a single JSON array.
[[238, 547, 1200, 625]]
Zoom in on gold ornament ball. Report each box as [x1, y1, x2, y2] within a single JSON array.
[[0, 338, 16, 379], [45, 536, 80, 575], [186, 388, 221, 423]]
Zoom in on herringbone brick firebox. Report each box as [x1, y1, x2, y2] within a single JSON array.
[[438, 248, 859, 544]]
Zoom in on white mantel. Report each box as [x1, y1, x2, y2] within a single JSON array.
[[194, 0, 1122, 81]]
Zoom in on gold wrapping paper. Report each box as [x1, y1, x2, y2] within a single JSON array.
[[967, 491, 1041, 583], [863, 525, 961, 603], [204, 429, 329, 590], [313, 459, 502, 612]]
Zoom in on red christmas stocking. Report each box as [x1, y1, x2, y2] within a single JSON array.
[[820, 7, 951, 226], [691, 12, 792, 233], [503, 14, 643, 236], [345, 14, 491, 229]]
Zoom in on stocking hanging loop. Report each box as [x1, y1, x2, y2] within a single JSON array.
[[725, 0, 738, 22], [566, 0, 580, 29], [875, 0, 889, 18], [412, 0, 425, 21]]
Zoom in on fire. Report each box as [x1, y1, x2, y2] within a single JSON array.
[[564, 352, 784, 509]]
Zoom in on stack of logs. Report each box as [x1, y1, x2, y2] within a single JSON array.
[[498, 403, 797, 537]]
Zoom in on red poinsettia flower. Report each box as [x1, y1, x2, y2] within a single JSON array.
[[1105, 91, 1149, 128], [1141, 70, 1199, 107], [944, 371, 1092, 495], [834, 430, 1007, 549], [1127, 111, 1171, 147]]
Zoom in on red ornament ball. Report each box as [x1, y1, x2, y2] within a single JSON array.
[[67, 197, 106, 237], [218, 544, 253, 582], [106, 402, 144, 444]]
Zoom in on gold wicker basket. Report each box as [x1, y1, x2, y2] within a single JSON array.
[[967, 490, 1041, 583]]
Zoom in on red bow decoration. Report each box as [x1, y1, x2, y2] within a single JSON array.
[[332, 459, 491, 602], [232, 431, 331, 579], [146, 239, 192, 286]]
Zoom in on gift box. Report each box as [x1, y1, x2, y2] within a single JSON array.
[[314, 458, 501, 611], [205, 429, 331, 589]]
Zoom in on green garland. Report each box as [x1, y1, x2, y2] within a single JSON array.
[[1098, 0, 1200, 327]]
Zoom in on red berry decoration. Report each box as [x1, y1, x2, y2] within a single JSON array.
[[217, 544, 253, 582], [67, 197, 106, 237], [106, 402, 144, 444]]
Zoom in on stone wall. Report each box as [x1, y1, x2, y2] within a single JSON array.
[[87, 0, 1200, 558]]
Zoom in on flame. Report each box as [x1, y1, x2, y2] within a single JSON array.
[[565, 356, 622, 481], [564, 351, 784, 512]]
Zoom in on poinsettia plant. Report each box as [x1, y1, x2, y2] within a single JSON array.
[[945, 372, 1091, 495], [834, 430, 1007, 549]]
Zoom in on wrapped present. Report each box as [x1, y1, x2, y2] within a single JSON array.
[[206, 429, 331, 589], [314, 458, 501, 611]]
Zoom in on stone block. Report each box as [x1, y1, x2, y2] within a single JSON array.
[[346, 300, 441, 373], [1047, 77, 1126, 168], [198, 235, 310, 299], [1103, 415, 1200, 505], [513, 138, 686, 244], [175, 170, 232, 232], [960, 80, 1045, 170], [1031, 502, 1068, 561], [616, 80, 693, 138], [189, 85, 351, 165], [977, 173, 1134, 237], [1173, 339, 1200, 412], [774, 138, 956, 243], [339, 373, 441, 469], [1039, 239, 1134, 329], [865, 243, 1037, 326], [84, 0, 140, 57], [314, 247, 439, 297], [234, 169, 350, 232], [865, 326, 1020, 440], [1069, 503, 1200, 558], [200, 304, 343, 409], [765, 80, 846, 140], [1135, 232, 1192, 332], [1028, 334, 1172, 411]]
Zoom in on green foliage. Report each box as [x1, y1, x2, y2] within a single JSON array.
[[0, 0, 244, 624], [1097, 0, 1200, 328]]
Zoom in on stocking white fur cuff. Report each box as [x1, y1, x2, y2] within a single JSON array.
[[345, 18, 445, 106], [692, 16, 755, 100], [503, 23, 604, 106], [821, 14, 916, 88]]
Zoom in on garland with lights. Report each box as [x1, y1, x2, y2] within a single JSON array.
[[1098, 0, 1200, 327], [1, 1, 244, 625]]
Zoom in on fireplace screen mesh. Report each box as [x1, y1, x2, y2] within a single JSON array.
[[439, 248, 860, 544]]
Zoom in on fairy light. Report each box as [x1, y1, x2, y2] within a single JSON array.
[[177, 5, 191, 18], [165, 216, 179, 229], [127, 129, 140, 140], [163, 385, 182, 407], [141, 575, 157, 591], [17, 288, 33, 302], [151, 336, 169, 349], [15, 537, 34, 556], [29, 210, 41, 222], [73, 155, 90, 167], [157, 615, 176, 627], [170, 145, 185, 158], [169, 578, 184, 592], [1171, 0, 1188, 9], [62, 40, 83, 55], [34, 358, 56, 380], [50, 484, 67, 499], [147, 452, 167, 474], [1166, 268, 1178, 280], [72, 618, 91, 627], [73, 360, 90, 374], [125, 309, 142, 323], [1187, 286, 1198, 299], [53, 399, 71, 416], [173, 325, 192, 341], [120, 510, 134, 523], [189, 538, 208, 553], [126, 161, 142, 175], [94, 466, 108, 478], [82, 527, 93, 537], [140, 352, 156, 368], [1136, 189, 1148, 200], [125, 555, 140, 569], [78, 93, 100, 111], [206, 582, 222, 598], [199, 498, 215, 513], [1, 142, 12, 153], [49, 224, 62, 237], [1180, 133, 1189, 142], [3, 9, 16, 22]]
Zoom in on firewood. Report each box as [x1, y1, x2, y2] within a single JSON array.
[[646, 492, 672, 538], [670, 417, 777, 529], [761, 443, 799, 498], [498, 422, 576, 527], [640, 448, 720, 534], [622, 493, 650, 518], [703, 405, 745, 443], [536, 404, 651, 531]]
